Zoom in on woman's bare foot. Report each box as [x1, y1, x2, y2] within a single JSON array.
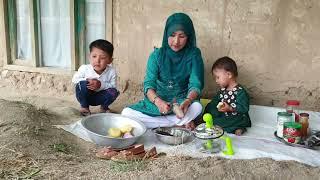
[[185, 121, 195, 130], [174, 125, 185, 129], [235, 129, 244, 136], [80, 107, 91, 116]]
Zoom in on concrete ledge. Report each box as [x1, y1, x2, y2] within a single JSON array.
[[4, 64, 74, 76]]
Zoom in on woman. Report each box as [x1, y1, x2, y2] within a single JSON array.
[[121, 13, 204, 130]]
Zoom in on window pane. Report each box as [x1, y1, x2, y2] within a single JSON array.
[[85, 0, 105, 63], [40, 0, 71, 68], [16, 0, 32, 60]]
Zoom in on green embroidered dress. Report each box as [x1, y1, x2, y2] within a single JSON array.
[[204, 85, 251, 133], [129, 13, 204, 116]]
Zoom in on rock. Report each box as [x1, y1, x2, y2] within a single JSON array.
[[35, 76, 42, 84]]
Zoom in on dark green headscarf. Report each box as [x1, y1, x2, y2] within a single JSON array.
[[159, 13, 197, 63], [154, 12, 203, 100], [162, 13, 196, 50]]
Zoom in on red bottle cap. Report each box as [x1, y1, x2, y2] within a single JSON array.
[[286, 100, 300, 106]]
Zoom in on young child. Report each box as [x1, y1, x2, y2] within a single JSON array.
[[72, 39, 119, 116], [204, 56, 251, 135]]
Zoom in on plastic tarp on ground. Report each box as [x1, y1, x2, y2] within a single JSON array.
[[56, 105, 320, 167]]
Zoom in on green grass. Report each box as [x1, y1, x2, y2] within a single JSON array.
[[49, 143, 70, 153], [19, 168, 41, 179], [109, 160, 147, 172]]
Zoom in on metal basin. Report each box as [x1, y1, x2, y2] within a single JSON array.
[[152, 127, 194, 145], [81, 113, 146, 148]]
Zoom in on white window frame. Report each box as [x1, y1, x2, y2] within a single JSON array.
[[0, 0, 113, 75]]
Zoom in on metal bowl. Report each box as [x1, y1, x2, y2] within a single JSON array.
[[152, 127, 194, 145], [81, 113, 146, 148]]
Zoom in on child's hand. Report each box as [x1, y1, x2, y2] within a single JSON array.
[[87, 79, 101, 91], [154, 98, 171, 115], [218, 102, 234, 112]]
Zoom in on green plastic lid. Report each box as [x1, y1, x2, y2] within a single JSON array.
[[277, 112, 292, 117], [284, 122, 302, 129]]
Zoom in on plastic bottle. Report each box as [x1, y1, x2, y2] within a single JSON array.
[[286, 100, 300, 122], [299, 113, 309, 139], [277, 112, 292, 138]]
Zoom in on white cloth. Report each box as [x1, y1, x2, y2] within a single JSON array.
[[57, 105, 320, 167], [16, 0, 32, 60], [121, 102, 203, 128], [71, 64, 117, 91], [40, 0, 71, 68]]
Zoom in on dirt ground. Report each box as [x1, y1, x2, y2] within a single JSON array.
[[0, 86, 320, 179]]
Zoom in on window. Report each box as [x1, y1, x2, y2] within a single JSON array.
[[85, 0, 106, 63], [4, 0, 112, 72], [39, 0, 72, 68], [16, 0, 32, 60]]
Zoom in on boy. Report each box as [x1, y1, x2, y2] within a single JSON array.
[[72, 39, 119, 116]]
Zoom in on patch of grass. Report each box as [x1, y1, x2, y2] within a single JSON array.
[[19, 168, 41, 179], [49, 143, 70, 154], [109, 160, 147, 172], [0, 157, 41, 179]]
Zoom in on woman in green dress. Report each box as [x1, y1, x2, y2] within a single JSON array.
[[204, 56, 251, 135], [121, 13, 204, 130]]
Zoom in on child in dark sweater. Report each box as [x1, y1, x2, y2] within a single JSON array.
[[204, 56, 251, 135]]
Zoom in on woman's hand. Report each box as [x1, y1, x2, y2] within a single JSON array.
[[218, 102, 233, 112], [154, 98, 171, 115], [180, 99, 192, 114]]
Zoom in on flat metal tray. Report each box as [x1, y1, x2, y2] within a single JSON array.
[[274, 131, 318, 150]]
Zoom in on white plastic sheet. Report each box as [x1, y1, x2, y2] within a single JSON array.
[[56, 105, 320, 167]]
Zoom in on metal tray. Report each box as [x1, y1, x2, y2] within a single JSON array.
[[274, 131, 318, 150]]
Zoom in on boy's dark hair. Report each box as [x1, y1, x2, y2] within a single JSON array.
[[89, 39, 114, 57], [211, 56, 238, 77]]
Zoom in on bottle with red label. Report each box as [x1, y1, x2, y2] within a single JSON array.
[[286, 100, 300, 122]]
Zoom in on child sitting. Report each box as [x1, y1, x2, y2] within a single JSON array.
[[204, 56, 251, 135], [72, 39, 119, 116]]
